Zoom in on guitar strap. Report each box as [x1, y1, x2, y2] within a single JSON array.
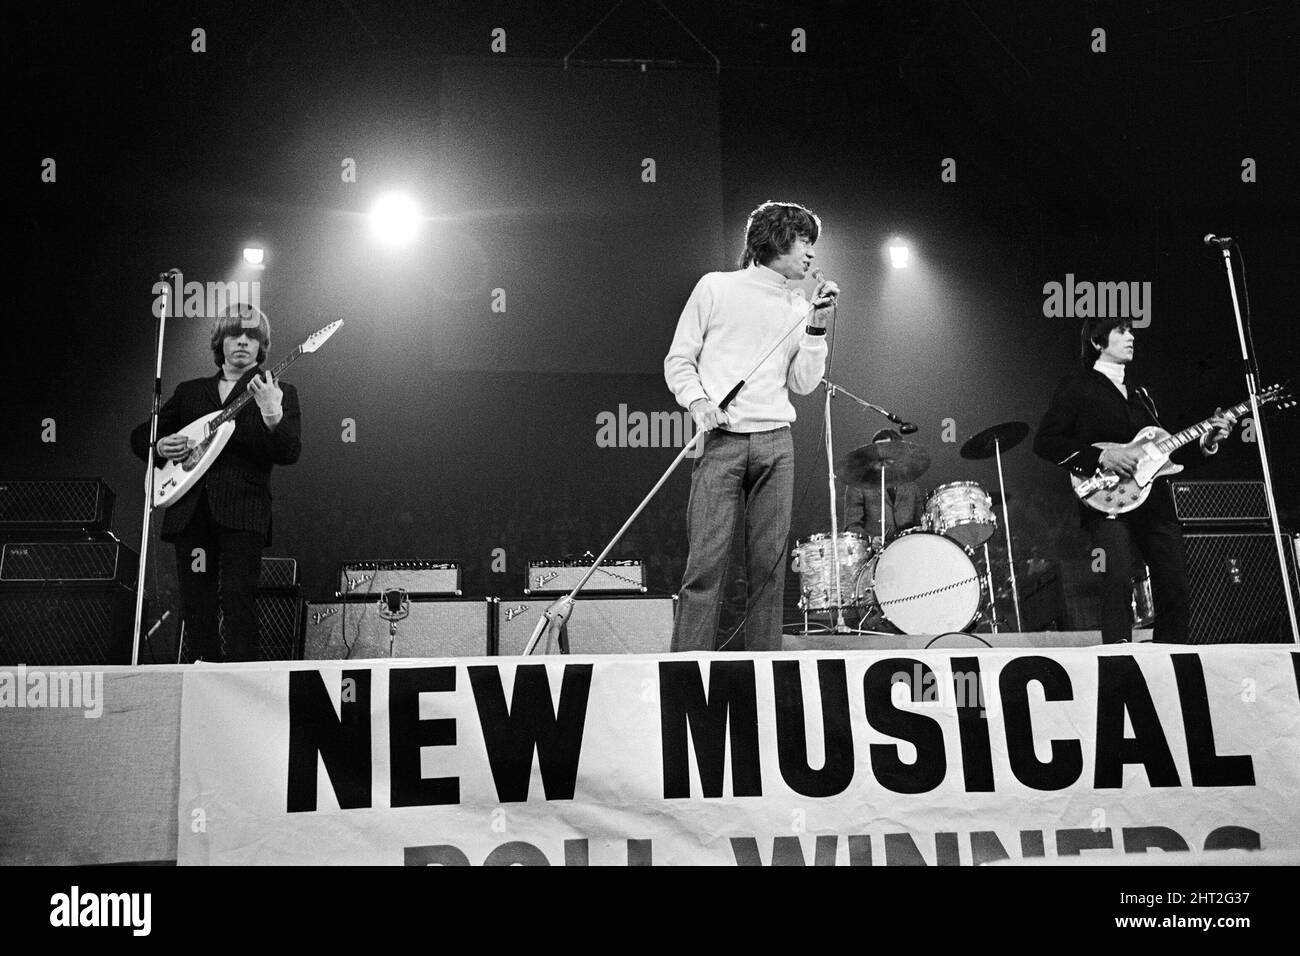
[[1133, 384, 1164, 428]]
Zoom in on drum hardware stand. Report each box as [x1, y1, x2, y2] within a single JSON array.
[[521, 296, 823, 655], [1212, 239, 1299, 643], [132, 268, 180, 666], [820, 379, 914, 633], [981, 543, 999, 634], [991, 435, 1024, 631]]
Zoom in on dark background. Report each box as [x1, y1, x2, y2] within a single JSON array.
[[9, 1, 1298, 653]]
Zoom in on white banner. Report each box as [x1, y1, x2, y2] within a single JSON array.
[[177, 646, 1300, 865]]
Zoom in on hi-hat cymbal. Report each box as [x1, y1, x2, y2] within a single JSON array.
[[960, 421, 1030, 460], [836, 440, 931, 487]]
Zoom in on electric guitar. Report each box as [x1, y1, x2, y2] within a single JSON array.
[[150, 320, 342, 508], [1071, 382, 1292, 515]]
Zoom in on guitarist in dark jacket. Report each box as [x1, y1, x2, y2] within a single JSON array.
[[130, 307, 302, 661], [1033, 318, 1232, 643]]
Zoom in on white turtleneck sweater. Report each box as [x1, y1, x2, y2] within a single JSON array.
[[664, 264, 828, 433], [1093, 357, 1128, 397]]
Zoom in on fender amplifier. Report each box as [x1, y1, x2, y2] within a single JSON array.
[[304, 597, 492, 659], [524, 559, 647, 595], [495, 595, 674, 656], [338, 560, 462, 597]]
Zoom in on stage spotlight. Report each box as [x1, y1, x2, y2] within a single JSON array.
[[888, 241, 911, 269], [370, 193, 422, 247], [242, 246, 265, 266]]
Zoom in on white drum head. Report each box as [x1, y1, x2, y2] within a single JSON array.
[[871, 532, 981, 634]]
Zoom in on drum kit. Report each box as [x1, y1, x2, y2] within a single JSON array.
[[792, 408, 1032, 636]]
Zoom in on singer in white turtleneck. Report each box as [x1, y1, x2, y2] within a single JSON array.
[[665, 201, 837, 652]]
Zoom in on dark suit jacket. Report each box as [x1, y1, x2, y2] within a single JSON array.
[[1033, 368, 1206, 525], [845, 481, 924, 540], [130, 368, 301, 543], [1033, 368, 1202, 476]]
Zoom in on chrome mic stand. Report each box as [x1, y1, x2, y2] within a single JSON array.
[[131, 270, 178, 665], [1214, 242, 1299, 642]]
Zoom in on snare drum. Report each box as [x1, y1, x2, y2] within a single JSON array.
[[924, 481, 997, 549], [863, 532, 981, 634], [791, 532, 873, 611]]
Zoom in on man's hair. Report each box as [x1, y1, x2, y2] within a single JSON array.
[[740, 200, 821, 268], [211, 304, 271, 368], [872, 428, 902, 443], [1079, 317, 1132, 368]]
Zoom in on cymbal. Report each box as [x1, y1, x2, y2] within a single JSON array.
[[836, 440, 931, 487], [960, 421, 1030, 460]]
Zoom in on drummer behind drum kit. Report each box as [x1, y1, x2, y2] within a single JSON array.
[[792, 421, 1031, 636]]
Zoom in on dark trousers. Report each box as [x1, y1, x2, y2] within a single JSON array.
[[673, 428, 795, 652], [1083, 481, 1190, 644], [173, 491, 264, 661]]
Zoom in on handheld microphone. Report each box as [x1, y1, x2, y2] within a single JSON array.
[[898, 422, 919, 435], [1203, 234, 1235, 249], [810, 268, 839, 298]]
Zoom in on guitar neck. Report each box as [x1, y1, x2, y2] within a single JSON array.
[[1152, 399, 1249, 456], [214, 347, 303, 426]]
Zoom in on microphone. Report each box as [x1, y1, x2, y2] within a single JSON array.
[[898, 422, 919, 435], [810, 268, 839, 301], [1203, 234, 1235, 249], [158, 267, 181, 280]]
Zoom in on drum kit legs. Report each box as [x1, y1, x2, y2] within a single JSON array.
[[792, 379, 1031, 637]]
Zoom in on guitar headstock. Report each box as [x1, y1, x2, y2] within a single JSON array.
[[1260, 382, 1295, 411], [302, 320, 343, 353]]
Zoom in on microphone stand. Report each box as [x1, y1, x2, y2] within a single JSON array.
[[131, 271, 176, 665], [818, 379, 911, 633], [1214, 243, 1299, 643], [521, 295, 823, 656]]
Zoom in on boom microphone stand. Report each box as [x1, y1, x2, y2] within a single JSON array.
[[818, 380, 914, 633], [1212, 239, 1299, 642], [131, 269, 178, 665], [521, 294, 825, 655]]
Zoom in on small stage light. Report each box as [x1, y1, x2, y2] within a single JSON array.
[[888, 242, 911, 269], [369, 193, 422, 247], [242, 247, 265, 266]]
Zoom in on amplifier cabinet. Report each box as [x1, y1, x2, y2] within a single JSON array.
[[0, 478, 115, 533], [338, 560, 462, 597], [0, 583, 135, 665], [304, 597, 492, 660], [1171, 480, 1270, 524], [178, 587, 305, 662], [1183, 532, 1298, 644], [1, 539, 137, 586], [524, 559, 647, 595], [495, 595, 675, 656]]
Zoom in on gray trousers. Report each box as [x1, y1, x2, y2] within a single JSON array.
[[672, 428, 795, 651]]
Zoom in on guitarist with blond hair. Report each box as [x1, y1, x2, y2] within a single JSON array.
[[1034, 317, 1234, 643], [130, 305, 302, 661]]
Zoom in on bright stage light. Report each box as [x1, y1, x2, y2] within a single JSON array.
[[369, 193, 422, 246], [242, 246, 265, 266], [888, 241, 911, 269]]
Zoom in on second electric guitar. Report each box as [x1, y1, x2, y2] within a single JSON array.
[[151, 320, 342, 508], [1071, 382, 1292, 515]]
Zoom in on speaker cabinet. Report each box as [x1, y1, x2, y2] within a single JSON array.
[[1184, 532, 1298, 644], [495, 595, 675, 656], [0, 583, 135, 665], [304, 597, 492, 660], [178, 587, 305, 662]]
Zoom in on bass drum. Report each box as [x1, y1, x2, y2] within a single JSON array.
[[865, 531, 982, 634]]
